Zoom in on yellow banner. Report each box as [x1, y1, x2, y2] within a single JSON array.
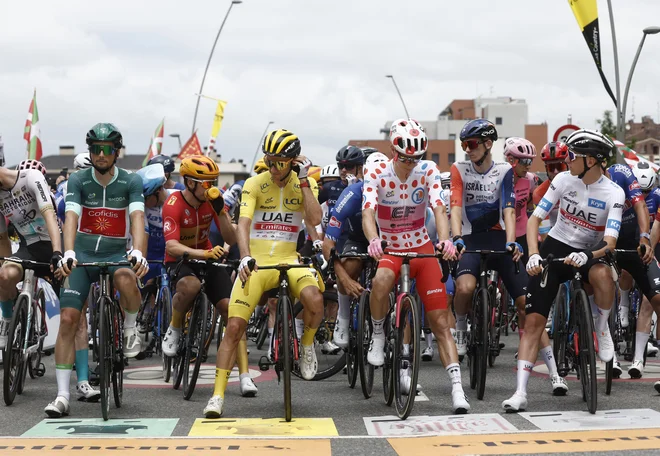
[[210, 100, 227, 139], [569, 0, 598, 31]]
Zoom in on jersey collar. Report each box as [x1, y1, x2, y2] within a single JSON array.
[[91, 166, 118, 186]]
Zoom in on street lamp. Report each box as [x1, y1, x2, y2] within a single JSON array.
[[250, 121, 274, 172], [385, 75, 411, 119], [169, 133, 182, 151], [191, 0, 242, 135], [619, 26, 660, 140]]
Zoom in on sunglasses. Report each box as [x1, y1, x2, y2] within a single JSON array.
[[516, 158, 534, 166], [545, 162, 567, 173], [189, 178, 215, 189], [568, 150, 588, 161], [265, 158, 291, 170], [89, 144, 117, 156], [461, 139, 485, 151], [337, 163, 357, 170], [396, 154, 420, 164]]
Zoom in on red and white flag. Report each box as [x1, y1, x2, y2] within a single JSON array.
[[178, 132, 204, 160], [24, 90, 42, 160], [143, 118, 165, 166]]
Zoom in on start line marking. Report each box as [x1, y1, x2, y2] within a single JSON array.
[[519, 408, 660, 431], [188, 418, 338, 437], [364, 414, 517, 437]]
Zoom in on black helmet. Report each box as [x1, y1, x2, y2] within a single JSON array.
[[566, 129, 615, 162], [360, 147, 380, 160], [336, 145, 365, 166], [262, 129, 301, 158], [459, 118, 498, 142], [148, 154, 175, 174], [86, 122, 123, 149]]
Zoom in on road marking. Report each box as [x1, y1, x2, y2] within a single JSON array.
[[532, 359, 660, 381], [519, 408, 660, 431], [0, 438, 331, 455], [21, 418, 178, 438], [364, 414, 517, 436], [122, 364, 276, 388], [189, 418, 338, 437], [387, 428, 660, 455]]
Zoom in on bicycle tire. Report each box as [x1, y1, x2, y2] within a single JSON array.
[[90, 286, 100, 364], [98, 297, 113, 421], [184, 293, 209, 400], [3, 297, 28, 405], [393, 293, 421, 420], [605, 306, 616, 395], [575, 289, 597, 414], [172, 353, 184, 390], [475, 287, 489, 400], [383, 293, 395, 406], [552, 284, 568, 377], [488, 284, 499, 368], [160, 286, 172, 382], [346, 298, 358, 389], [357, 291, 374, 397], [112, 300, 123, 408], [28, 288, 46, 379], [255, 313, 269, 349], [281, 294, 293, 422], [203, 305, 218, 358]]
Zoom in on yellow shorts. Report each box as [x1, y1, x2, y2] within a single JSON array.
[[228, 266, 320, 322]]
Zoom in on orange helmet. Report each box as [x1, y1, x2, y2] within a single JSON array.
[[179, 156, 219, 180], [307, 166, 321, 183]]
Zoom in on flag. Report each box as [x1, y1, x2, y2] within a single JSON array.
[[568, 0, 617, 107], [613, 139, 659, 172], [178, 132, 204, 160], [143, 118, 165, 166], [207, 100, 227, 156], [25, 90, 42, 160]]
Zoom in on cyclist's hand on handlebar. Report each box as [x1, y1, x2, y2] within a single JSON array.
[[343, 277, 364, 298], [526, 253, 543, 276], [204, 245, 226, 261], [238, 255, 255, 283], [639, 238, 654, 265], [453, 237, 465, 258], [128, 249, 149, 278], [368, 237, 385, 260], [50, 251, 62, 274], [565, 251, 588, 268], [58, 250, 77, 277], [436, 240, 456, 261], [506, 242, 523, 263]]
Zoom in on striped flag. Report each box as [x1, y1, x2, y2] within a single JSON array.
[[143, 118, 165, 166], [207, 100, 227, 156], [25, 90, 42, 160]]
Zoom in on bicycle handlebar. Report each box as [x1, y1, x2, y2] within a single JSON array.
[[0, 257, 50, 268], [456, 246, 521, 275]]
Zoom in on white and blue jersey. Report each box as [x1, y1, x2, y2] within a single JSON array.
[[607, 164, 645, 240], [325, 181, 365, 245]]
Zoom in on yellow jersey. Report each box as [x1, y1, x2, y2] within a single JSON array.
[[240, 172, 318, 265]]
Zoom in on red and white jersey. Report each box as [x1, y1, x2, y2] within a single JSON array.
[[362, 160, 444, 250]]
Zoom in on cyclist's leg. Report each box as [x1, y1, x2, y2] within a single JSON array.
[[586, 261, 616, 362], [0, 261, 22, 348], [453, 235, 481, 354], [366, 257, 397, 367], [619, 269, 634, 327], [162, 263, 202, 356], [335, 239, 366, 347], [74, 301, 99, 400], [112, 265, 142, 358]]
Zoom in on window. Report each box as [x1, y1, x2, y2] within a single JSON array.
[[448, 133, 456, 140], [495, 117, 503, 125], [431, 153, 440, 164], [448, 153, 455, 164], [654, 145, 659, 157]]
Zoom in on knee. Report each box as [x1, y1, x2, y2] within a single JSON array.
[[224, 318, 246, 345], [591, 267, 613, 291], [372, 273, 393, 298], [302, 290, 324, 314], [455, 279, 474, 297], [0, 265, 19, 287], [114, 269, 137, 289], [59, 311, 81, 333], [176, 277, 201, 298]]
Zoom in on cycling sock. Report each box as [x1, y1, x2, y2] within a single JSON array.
[[267, 327, 274, 354], [301, 326, 317, 346], [635, 331, 649, 361], [516, 360, 534, 395], [123, 309, 138, 329], [75, 349, 89, 383], [213, 368, 231, 398], [539, 345, 557, 376], [455, 314, 468, 331], [595, 307, 611, 332], [588, 295, 598, 317], [403, 344, 410, 357], [446, 363, 462, 392], [55, 364, 73, 401], [237, 338, 249, 374], [171, 308, 184, 329], [295, 319, 304, 340], [0, 301, 13, 319], [371, 316, 386, 338], [619, 288, 630, 311], [425, 332, 433, 349], [337, 292, 351, 320]]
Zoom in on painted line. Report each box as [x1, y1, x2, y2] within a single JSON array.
[[188, 418, 338, 437], [387, 428, 660, 455], [364, 414, 517, 437]]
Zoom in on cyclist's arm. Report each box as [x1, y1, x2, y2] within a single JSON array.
[[633, 199, 650, 241], [236, 216, 252, 259], [362, 209, 378, 242], [591, 188, 625, 259], [529, 173, 566, 255], [129, 210, 146, 254], [28, 171, 62, 252], [127, 173, 146, 253], [651, 216, 660, 249], [361, 171, 379, 242], [433, 205, 450, 241], [43, 208, 62, 253], [449, 164, 463, 237], [162, 196, 207, 260], [501, 167, 517, 244], [216, 210, 237, 246], [526, 215, 542, 256], [301, 178, 322, 227]]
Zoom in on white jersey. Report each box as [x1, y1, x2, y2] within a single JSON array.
[[533, 171, 625, 250], [0, 169, 54, 245]]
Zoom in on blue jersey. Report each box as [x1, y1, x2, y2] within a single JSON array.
[[646, 188, 660, 226], [319, 179, 347, 211], [172, 181, 185, 191], [607, 164, 644, 237], [325, 182, 366, 244], [55, 180, 67, 225]]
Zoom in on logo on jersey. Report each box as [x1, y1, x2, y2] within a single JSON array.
[[283, 198, 301, 211], [163, 216, 176, 234], [80, 207, 127, 238], [184, 209, 190, 216], [35, 181, 47, 202], [328, 216, 341, 229], [260, 182, 270, 193], [568, 191, 577, 198], [588, 198, 606, 210], [411, 188, 425, 205], [265, 197, 274, 204], [88, 193, 96, 199], [606, 219, 621, 231], [629, 182, 641, 191], [335, 191, 353, 212], [538, 198, 553, 212], [167, 196, 177, 205], [386, 190, 395, 197]]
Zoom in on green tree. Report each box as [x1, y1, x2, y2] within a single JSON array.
[[596, 110, 616, 137]]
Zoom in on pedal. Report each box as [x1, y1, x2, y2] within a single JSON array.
[[258, 355, 271, 371], [35, 364, 46, 377]]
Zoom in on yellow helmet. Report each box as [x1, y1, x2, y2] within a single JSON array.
[[179, 156, 220, 180], [253, 158, 269, 174], [262, 129, 301, 158], [307, 166, 321, 183]]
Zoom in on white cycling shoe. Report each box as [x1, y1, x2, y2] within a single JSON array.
[[452, 390, 470, 414], [162, 326, 181, 358], [44, 396, 71, 418], [240, 377, 258, 397], [628, 360, 644, 379], [551, 374, 568, 396], [367, 338, 385, 367], [204, 395, 224, 418], [77, 381, 101, 402], [502, 392, 528, 413]]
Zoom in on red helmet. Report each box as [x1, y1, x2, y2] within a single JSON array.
[[540, 141, 568, 162]]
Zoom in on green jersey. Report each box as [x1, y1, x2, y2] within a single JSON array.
[[65, 166, 144, 254]]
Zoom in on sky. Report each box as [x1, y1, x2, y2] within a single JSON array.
[[1, 0, 659, 168]]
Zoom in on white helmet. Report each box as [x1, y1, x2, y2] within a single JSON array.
[[366, 152, 389, 165], [320, 164, 339, 180], [74, 153, 92, 170], [632, 162, 655, 192], [389, 118, 428, 157]]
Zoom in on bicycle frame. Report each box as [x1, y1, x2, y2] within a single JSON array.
[[19, 269, 45, 360]]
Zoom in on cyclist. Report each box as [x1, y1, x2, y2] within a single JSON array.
[[502, 129, 624, 412], [533, 142, 569, 240], [148, 154, 185, 191], [204, 129, 323, 418], [253, 159, 269, 175], [55, 154, 94, 226], [319, 164, 340, 187], [363, 118, 469, 414], [47, 123, 149, 417], [450, 119, 524, 361]]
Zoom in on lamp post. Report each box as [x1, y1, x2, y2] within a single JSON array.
[[250, 121, 274, 172], [385, 75, 411, 119], [191, 0, 242, 135], [169, 133, 182, 151]]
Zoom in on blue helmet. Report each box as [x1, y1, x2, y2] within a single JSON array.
[[459, 119, 498, 142], [148, 154, 175, 174], [137, 164, 166, 197]]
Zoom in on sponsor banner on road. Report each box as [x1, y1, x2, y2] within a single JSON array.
[[189, 417, 338, 437], [22, 418, 178, 438], [519, 408, 660, 431], [364, 413, 516, 437]]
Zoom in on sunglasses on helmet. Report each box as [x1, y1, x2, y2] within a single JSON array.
[[89, 144, 117, 156], [515, 158, 534, 166], [461, 139, 485, 151]]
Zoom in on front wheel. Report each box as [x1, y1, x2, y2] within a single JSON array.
[[605, 306, 616, 395], [111, 301, 124, 409], [393, 293, 421, 420], [159, 286, 172, 382], [183, 294, 209, 400], [471, 288, 489, 400], [281, 295, 293, 422], [575, 289, 597, 414], [346, 298, 359, 389], [357, 291, 374, 398], [3, 297, 28, 406], [98, 297, 113, 421], [552, 284, 569, 377], [28, 288, 47, 379]]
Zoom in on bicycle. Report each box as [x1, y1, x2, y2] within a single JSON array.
[[73, 259, 134, 421], [170, 255, 237, 400], [1, 258, 48, 406], [456, 249, 519, 400], [543, 254, 598, 414]]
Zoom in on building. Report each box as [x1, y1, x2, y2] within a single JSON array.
[[625, 116, 660, 164]]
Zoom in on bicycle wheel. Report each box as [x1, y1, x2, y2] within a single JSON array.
[[393, 293, 421, 420], [575, 289, 597, 414], [346, 297, 358, 389], [203, 305, 218, 360], [98, 297, 113, 421], [3, 297, 28, 405], [488, 284, 500, 368], [474, 288, 489, 400], [281, 295, 293, 422], [159, 286, 172, 382], [255, 313, 269, 350], [90, 286, 100, 364], [112, 301, 123, 408], [357, 290, 374, 397], [28, 288, 47, 379], [552, 284, 568, 377], [383, 293, 395, 406], [605, 306, 616, 395], [183, 293, 209, 400]]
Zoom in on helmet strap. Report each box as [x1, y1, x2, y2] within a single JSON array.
[[577, 156, 597, 180], [475, 148, 489, 167]]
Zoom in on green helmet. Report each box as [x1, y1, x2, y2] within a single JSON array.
[[86, 123, 123, 149]]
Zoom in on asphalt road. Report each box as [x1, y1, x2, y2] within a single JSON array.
[[1, 331, 660, 456]]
